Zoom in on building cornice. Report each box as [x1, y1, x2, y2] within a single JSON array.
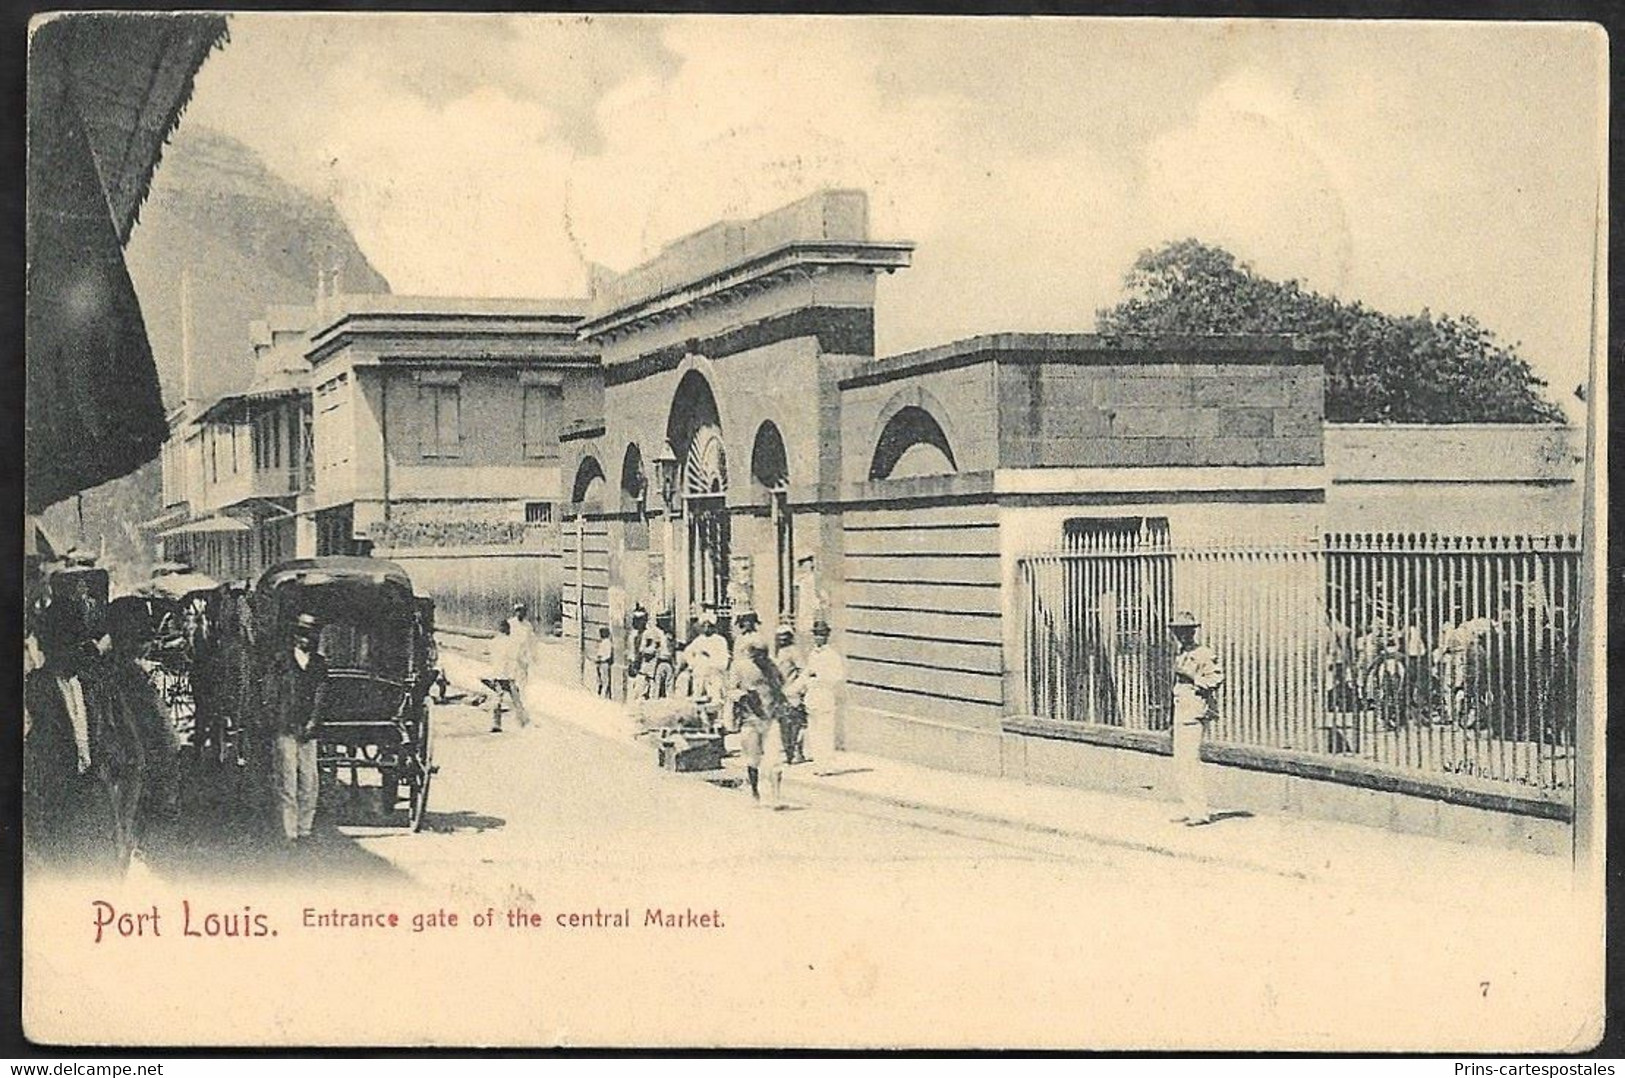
[[840, 333, 1315, 391], [603, 306, 874, 387], [306, 312, 588, 367], [580, 240, 912, 342]]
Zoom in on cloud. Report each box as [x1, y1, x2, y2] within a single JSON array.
[[178, 16, 1603, 415]]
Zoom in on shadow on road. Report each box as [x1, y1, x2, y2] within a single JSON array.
[[134, 755, 409, 882], [419, 810, 506, 835]]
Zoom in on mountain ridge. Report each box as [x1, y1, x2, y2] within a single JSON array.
[[39, 124, 391, 591]]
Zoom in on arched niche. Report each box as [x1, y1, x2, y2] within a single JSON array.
[[870, 404, 958, 481], [572, 455, 607, 508], [620, 442, 646, 513], [750, 420, 790, 499]]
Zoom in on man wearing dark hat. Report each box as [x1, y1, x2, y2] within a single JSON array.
[[773, 624, 807, 764], [265, 612, 328, 843], [1169, 611, 1224, 827], [23, 589, 142, 874]]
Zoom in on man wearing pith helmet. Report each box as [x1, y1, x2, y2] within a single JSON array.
[[1169, 610, 1224, 827]]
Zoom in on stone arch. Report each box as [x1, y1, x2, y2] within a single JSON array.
[[869, 386, 959, 480], [667, 368, 726, 498]]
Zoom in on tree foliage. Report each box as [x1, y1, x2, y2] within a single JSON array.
[[1096, 239, 1566, 423]]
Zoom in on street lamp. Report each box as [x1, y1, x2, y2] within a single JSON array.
[[653, 440, 679, 510]]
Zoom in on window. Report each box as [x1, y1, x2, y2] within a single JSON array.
[[415, 372, 462, 459], [421, 383, 461, 458], [525, 501, 553, 524], [522, 384, 559, 459]]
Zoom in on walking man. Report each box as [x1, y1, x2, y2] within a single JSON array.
[[1169, 611, 1224, 827], [732, 636, 788, 807], [773, 624, 807, 764], [485, 620, 530, 732], [506, 602, 536, 693], [266, 613, 327, 844]]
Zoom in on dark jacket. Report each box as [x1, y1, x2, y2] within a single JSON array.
[[263, 648, 329, 738]]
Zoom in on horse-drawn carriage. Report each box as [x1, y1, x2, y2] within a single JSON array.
[[253, 557, 440, 831]]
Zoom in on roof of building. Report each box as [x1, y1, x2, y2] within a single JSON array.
[[305, 294, 595, 366], [581, 190, 914, 336], [33, 13, 231, 244], [842, 332, 1314, 390]]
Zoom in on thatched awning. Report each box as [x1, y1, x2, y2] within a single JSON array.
[[25, 13, 229, 514], [35, 13, 230, 244]]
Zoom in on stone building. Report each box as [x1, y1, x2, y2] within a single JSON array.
[[558, 190, 912, 656], [556, 190, 1583, 850], [146, 188, 1583, 847], [152, 295, 595, 630]]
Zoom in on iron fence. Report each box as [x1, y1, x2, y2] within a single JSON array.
[[1016, 531, 1581, 795]]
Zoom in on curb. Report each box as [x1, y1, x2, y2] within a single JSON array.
[[770, 767, 1308, 881]]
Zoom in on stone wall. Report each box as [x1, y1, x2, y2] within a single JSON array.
[[997, 358, 1323, 469], [1325, 423, 1583, 535]]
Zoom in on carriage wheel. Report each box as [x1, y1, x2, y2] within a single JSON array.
[[408, 709, 434, 832]]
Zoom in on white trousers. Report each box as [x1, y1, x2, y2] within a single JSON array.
[[806, 701, 839, 763], [272, 733, 319, 839], [1171, 718, 1210, 822]]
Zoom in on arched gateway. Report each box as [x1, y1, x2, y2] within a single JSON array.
[[667, 369, 730, 629]]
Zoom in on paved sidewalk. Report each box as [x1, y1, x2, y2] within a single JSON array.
[[438, 636, 1573, 905]]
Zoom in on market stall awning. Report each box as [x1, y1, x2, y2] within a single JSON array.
[[136, 571, 220, 599], [157, 515, 251, 539], [26, 13, 230, 514], [197, 370, 311, 422], [138, 504, 192, 532]]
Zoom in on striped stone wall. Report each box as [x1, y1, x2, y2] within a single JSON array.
[[559, 516, 611, 677], [840, 502, 1005, 733]]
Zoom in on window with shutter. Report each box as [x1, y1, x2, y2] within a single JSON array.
[[421, 383, 462, 458], [522, 384, 559, 459]]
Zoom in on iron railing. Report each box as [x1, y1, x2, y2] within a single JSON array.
[[1016, 532, 1581, 795]]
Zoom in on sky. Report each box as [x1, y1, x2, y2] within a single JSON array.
[[180, 14, 1606, 416]]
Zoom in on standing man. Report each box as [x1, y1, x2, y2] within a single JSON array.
[[1169, 611, 1224, 827], [682, 612, 731, 713], [265, 613, 327, 845], [593, 627, 615, 698], [105, 598, 180, 828], [800, 618, 845, 769], [638, 612, 674, 701], [24, 596, 141, 874], [625, 605, 649, 701]]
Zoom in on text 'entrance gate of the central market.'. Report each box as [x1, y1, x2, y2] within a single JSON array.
[[1015, 531, 1581, 804]]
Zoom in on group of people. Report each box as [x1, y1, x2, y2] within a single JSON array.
[[719, 610, 844, 807], [23, 583, 182, 876], [1324, 609, 1511, 728], [606, 603, 846, 807]]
